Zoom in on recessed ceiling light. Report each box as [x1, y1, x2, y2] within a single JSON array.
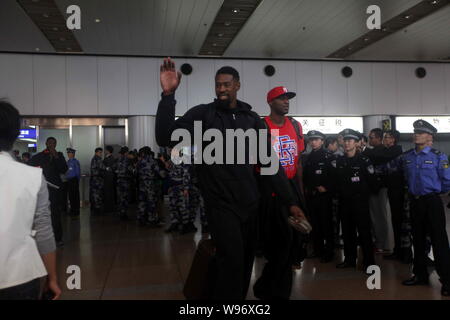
[[42, 13, 49, 18], [430, 0, 438, 4], [232, 8, 240, 13], [382, 27, 388, 32], [95, 18, 101, 23], [217, 33, 224, 37], [224, 21, 231, 26], [404, 15, 411, 19], [35, 48, 40, 52], [52, 27, 58, 31], [364, 38, 370, 41], [212, 43, 217, 47]]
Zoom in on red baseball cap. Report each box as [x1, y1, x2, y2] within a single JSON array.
[[267, 86, 296, 103]]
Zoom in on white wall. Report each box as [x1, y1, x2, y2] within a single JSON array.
[[1, 53, 450, 117]]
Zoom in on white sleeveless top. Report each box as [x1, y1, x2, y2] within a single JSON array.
[[0, 152, 47, 289]]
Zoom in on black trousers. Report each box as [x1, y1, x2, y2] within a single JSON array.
[[61, 182, 68, 212], [341, 194, 375, 267], [49, 188, 63, 242], [308, 191, 334, 257], [254, 194, 297, 300], [410, 194, 450, 285], [387, 186, 404, 254], [0, 279, 40, 300], [103, 173, 116, 213], [206, 205, 257, 300], [67, 178, 80, 216]]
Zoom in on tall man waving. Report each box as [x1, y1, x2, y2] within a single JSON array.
[[155, 58, 306, 300]]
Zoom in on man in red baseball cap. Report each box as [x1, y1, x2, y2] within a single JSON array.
[[254, 86, 307, 300]]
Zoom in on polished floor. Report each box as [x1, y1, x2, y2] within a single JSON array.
[[56, 197, 450, 300]]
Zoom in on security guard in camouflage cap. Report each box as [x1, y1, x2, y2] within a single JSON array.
[[333, 128, 379, 273], [303, 130, 335, 262], [401, 119, 450, 296]]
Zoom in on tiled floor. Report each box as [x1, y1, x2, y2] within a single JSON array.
[[56, 198, 450, 300]]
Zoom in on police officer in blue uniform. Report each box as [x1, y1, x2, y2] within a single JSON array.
[[66, 148, 81, 217], [303, 130, 335, 263], [401, 119, 450, 296], [333, 129, 379, 273]]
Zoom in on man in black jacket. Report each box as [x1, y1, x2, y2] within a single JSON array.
[[29, 137, 68, 245], [363, 128, 396, 254], [155, 58, 306, 300], [382, 130, 408, 261]]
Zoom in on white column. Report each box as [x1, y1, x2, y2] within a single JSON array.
[[128, 116, 159, 152], [363, 115, 391, 136]]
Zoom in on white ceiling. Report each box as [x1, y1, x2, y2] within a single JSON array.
[[0, 0, 448, 61], [352, 4, 450, 60], [0, 0, 55, 53], [225, 0, 423, 58]]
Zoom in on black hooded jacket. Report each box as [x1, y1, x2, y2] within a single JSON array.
[[155, 93, 298, 220]]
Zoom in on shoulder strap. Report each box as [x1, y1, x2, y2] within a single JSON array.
[[288, 116, 302, 140], [430, 148, 441, 156]]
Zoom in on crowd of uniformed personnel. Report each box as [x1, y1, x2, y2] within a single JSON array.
[[300, 120, 450, 296], [88, 145, 208, 234]]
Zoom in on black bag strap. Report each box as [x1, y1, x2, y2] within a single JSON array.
[[288, 116, 303, 140]]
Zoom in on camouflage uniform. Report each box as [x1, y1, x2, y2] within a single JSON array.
[[116, 155, 134, 217], [187, 165, 207, 227], [90, 155, 105, 211], [137, 155, 163, 224], [167, 161, 190, 227]]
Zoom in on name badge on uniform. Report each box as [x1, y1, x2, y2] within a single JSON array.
[[351, 176, 360, 182], [315, 169, 322, 175], [424, 160, 433, 164]]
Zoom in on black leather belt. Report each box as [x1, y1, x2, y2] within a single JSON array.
[[409, 193, 438, 200]]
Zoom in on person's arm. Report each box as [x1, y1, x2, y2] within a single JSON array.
[[65, 161, 73, 179], [155, 58, 205, 148], [33, 175, 61, 300], [55, 152, 68, 174], [295, 154, 305, 200], [76, 160, 81, 179], [438, 153, 450, 193], [363, 157, 381, 193]]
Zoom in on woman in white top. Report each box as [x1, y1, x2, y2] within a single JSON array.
[[0, 100, 61, 300]]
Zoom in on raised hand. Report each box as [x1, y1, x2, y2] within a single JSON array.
[[160, 57, 182, 95]]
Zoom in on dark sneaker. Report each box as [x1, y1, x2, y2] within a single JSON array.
[[402, 276, 429, 286], [336, 261, 356, 269]]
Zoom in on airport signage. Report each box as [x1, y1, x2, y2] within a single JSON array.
[[396, 116, 450, 133], [18, 129, 37, 140], [293, 117, 363, 134]]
